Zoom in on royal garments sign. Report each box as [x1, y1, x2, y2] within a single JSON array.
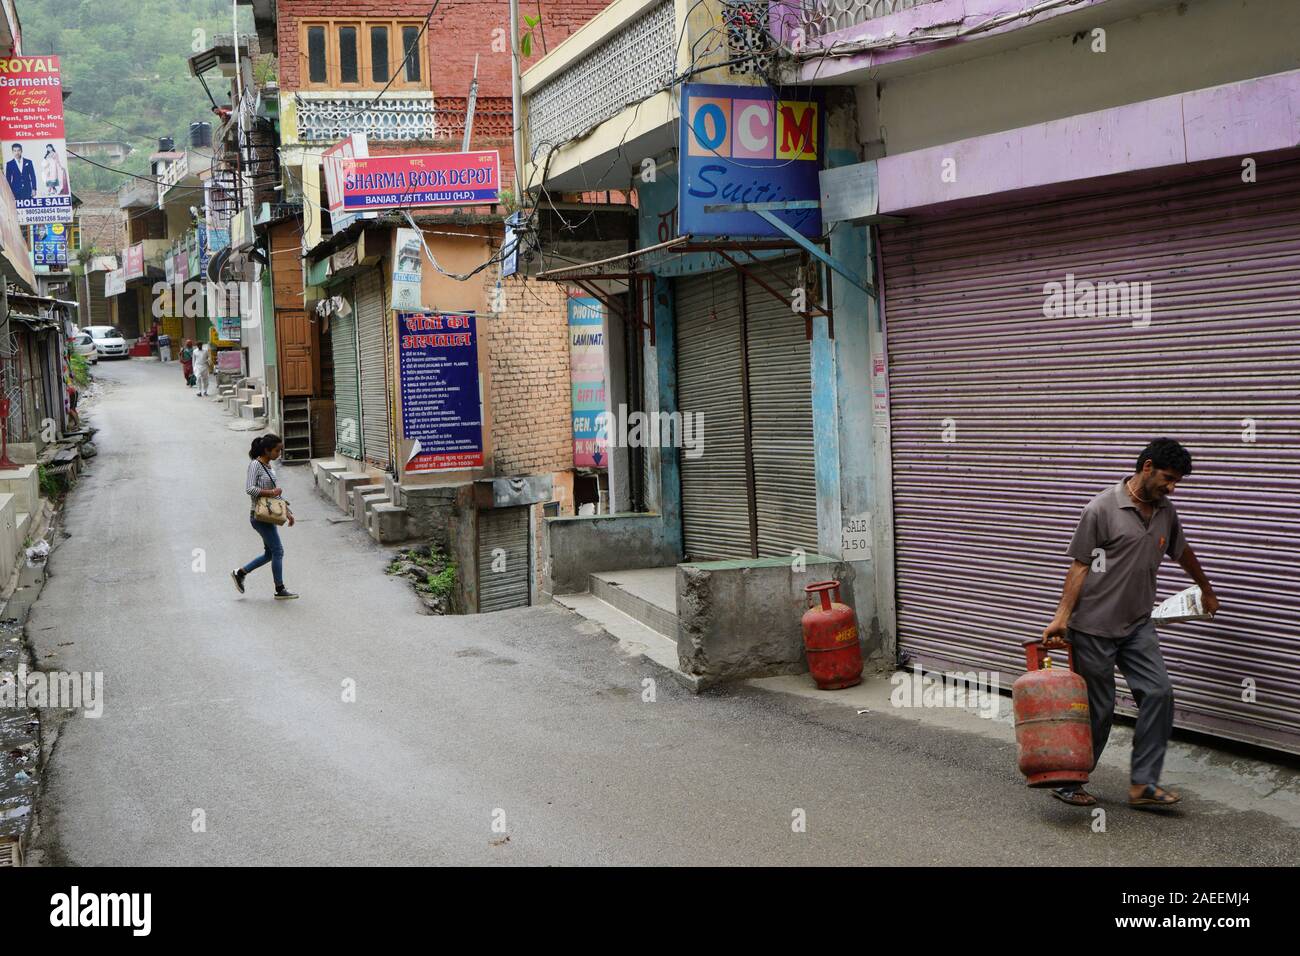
[[678, 83, 822, 238], [341, 151, 500, 211], [397, 311, 484, 472], [0, 55, 72, 226]]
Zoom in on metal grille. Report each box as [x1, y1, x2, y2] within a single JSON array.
[[745, 259, 819, 557], [527, 0, 676, 160], [332, 298, 363, 460], [794, 0, 942, 41], [356, 269, 391, 470], [0, 837, 20, 867], [880, 158, 1300, 754], [723, 1, 773, 76], [676, 272, 751, 560], [478, 506, 531, 612]]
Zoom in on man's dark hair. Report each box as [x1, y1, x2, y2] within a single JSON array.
[[1136, 438, 1192, 476], [9, 144, 19, 151]]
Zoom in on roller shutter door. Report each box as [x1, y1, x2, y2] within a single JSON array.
[[356, 268, 392, 470], [478, 506, 530, 612], [675, 271, 750, 560], [880, 157, 1300, 753], [331, 288, 362, 460], [745, 259, 819, 557]]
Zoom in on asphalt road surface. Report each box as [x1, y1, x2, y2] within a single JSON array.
[[26, 360, 1300, 865]]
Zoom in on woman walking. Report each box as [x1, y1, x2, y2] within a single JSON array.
[[232, 434, 299, 600], [180, 339, 195, 386]]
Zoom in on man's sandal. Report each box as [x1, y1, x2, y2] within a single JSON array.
[[1051, 787, 1098, 807], [1129, 783, 1181, 807]]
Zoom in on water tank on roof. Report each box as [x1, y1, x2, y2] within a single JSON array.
[[189, 122, 212, 148], [158, 136, 175, 152]]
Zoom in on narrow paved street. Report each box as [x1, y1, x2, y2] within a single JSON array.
[[26, 361, 1300, 866]]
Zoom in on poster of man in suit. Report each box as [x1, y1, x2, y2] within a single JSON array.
[[0, 55, 72, 225]]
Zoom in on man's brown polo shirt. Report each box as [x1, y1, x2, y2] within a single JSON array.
[[1067, 478, 1187, 638]]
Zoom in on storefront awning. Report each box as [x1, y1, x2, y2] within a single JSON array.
[[536, 234, 836, 339]]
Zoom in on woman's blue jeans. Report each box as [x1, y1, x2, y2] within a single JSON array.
[[242, 515, 284, 586]]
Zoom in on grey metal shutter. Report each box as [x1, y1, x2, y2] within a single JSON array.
[[331, 294, 362, 460], [356, 268, 391, 470], [478, 506, 530, 612], [745, 258, 819, 558], [675, 271, 751, 560], [880, 157, 1300, 754]]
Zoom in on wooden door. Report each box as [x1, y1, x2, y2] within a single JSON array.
[[276, 309, 317, 396]]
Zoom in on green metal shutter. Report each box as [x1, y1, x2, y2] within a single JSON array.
[[744, 258, 819, 557], [477, 506, 531, 612], [356, 268, 391, 470], [675, 271, 752, 560], [331, 289, 362, 460]]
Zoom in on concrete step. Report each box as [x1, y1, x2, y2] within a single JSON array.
[[553, 592, 700, 692], [589, 570, 678, 640], [368, 503, 409, 544], [332, 472, 372, 513], [383, 473, 404, 507], [310, 458, 347, 491], [238, 400, 263, 420], [352, 484, 387, 521]]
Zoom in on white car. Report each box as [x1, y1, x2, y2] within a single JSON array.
[[83, 325, 129, 360], [68, 330, 98, 364]]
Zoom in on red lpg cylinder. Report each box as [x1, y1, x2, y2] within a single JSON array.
[[1012, 637, 1093, 788], [802, 581, 862, 690]]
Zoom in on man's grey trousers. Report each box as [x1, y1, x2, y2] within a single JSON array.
[[1067, 619, 1175, 786]]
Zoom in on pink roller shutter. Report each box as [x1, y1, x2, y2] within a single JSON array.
[[879, 155, 1300, 754]]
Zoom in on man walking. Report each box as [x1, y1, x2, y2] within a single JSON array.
[[1043, 438, 1219, 809], [194, 342, 211, 396]]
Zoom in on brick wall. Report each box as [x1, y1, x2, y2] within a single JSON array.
[[480, 269, 573, 477], [276, 0, 609, 95]]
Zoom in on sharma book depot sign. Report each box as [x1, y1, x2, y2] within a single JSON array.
[[341, 150, 500, 211], [678, 83, 822, 238]]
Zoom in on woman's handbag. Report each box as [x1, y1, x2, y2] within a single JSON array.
[[253, 462, 289, 525], [253, 495, 288, 525]]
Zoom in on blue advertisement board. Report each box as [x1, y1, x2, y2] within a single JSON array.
[[678, 83, 822, 238], [398, 311, 484, 472], [31, 222, 68, 267]]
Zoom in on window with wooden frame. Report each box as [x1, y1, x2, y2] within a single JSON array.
[[300, 19, 427, 90]]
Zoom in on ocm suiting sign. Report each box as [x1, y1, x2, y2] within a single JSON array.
[[678, 83, 822, 238], [342, 151, 500, 211]]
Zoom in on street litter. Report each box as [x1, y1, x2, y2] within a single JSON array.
[[24, 541, 50, 567]]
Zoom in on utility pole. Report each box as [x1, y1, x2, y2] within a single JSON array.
[[508, 0, 523, 201]]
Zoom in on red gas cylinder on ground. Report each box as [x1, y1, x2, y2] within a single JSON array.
[[802, 581, 862, 690], [1012, 636, 1093, 788]]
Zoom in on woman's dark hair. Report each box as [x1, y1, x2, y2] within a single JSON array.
[[1136, 437, 1192, 477], [249, 433, 283, 460]]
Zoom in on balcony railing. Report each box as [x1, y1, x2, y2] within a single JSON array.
[[792, 0, 942, 41], [525, 0, 677, 160]]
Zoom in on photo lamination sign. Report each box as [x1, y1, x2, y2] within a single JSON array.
[[569, 297, 607, 469], [399, 311, 484, 472], [342, 151, 500, 211], [0, 55, 72, 225], [679, 83, 822, 238]]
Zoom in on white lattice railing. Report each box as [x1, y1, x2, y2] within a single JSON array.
[[294, 92, 439, 143], [525, 0, 677, 159], [794, 0, 943, 40]]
